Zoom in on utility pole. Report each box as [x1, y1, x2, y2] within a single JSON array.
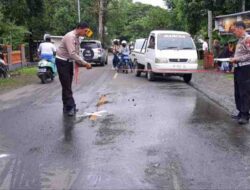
[[99, 0, 104, 43], [77, 0, 81, 22], [208, 10, 213, 52], [242, 0, 245, 12]]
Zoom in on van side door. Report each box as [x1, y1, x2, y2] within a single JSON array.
[[145, 34, 156, 66], [137, 39, 147, 66]]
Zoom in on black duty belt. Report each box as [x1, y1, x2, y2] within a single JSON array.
[[235, 62, 250, 68], [56, 56, 73, 63]]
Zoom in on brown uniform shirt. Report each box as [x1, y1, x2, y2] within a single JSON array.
[[56, 30, 87, 64], [234, 33, 250, 63]]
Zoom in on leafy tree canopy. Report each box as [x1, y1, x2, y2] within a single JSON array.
[[0, 0, 249, 47]]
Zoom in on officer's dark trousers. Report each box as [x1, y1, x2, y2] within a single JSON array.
[[234, 65, 250, 118], [55, 58, 75, 110]]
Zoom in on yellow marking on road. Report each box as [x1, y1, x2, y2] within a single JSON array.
[[90, 115, 97, 121], [113, 72, 118, 79], [96, 95, 108, 107], [90, 95, 108, 121]]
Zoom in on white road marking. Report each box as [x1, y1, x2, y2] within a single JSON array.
[[171, 165, 181, 190], [0, 154, 9, 159], [76, 110, 107, 118], [113, 72, 118, 79]]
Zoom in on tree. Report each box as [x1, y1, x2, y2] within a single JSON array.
[[1, 0, 249, 46], [0, 2, 28, 48], [106, 0, 172, 42], [163, 0, 250, 38]]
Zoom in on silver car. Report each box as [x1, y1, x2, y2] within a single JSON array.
[[80, 40, 108, 66]]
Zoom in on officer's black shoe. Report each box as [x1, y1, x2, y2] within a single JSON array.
[[66, 107, 79, 117], [67, 108, 76, 117], [63, 106, 78, 115], [238, 118, 249, 125]]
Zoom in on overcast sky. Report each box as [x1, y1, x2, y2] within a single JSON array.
[[133, 0, 168, 9]]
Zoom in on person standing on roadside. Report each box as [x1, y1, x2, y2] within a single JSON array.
[[202, 37, 209, 52], [56, 22, 92, 116], [230, 21, 250, 124], [213, 39, 220, 58]]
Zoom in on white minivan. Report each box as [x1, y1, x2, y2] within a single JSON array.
[[136, 30, 198, 83]]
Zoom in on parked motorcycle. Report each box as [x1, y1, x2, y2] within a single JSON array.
[[37, 59, 57, 84], [0, 58, 8, 79]]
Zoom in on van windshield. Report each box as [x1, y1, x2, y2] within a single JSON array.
[[157, 34, 195, 50], [134, 39, 145, 51]]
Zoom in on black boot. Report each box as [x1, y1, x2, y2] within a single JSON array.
[[238, 113, 249, 125], [67, 107, 76, 116], [66, 106, 78, 117], [238, 117, 249, 125]]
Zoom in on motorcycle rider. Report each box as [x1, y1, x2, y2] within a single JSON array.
[[0, 52, 8, 78], [0, 53, 5, 64], [112, 39, 120, 69], [120, 40, 130, 55], [38, 34, 56, 63], [120, 40, 132, 72]]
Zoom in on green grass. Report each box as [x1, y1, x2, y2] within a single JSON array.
[[0, 78, 16, 86], [11, 66, 37, 76], [0, 66, 38, 93], [198, 59, 203, 66], [225, 73, 234, 80]]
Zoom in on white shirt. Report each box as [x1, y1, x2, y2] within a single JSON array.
[[38, 42, 56, 55], [202, 41, 208, 51], [120, 46, 130, 55]]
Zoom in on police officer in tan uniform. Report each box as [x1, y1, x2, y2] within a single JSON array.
[[56, 22, 92, 116], [230, 21, 250, 124]]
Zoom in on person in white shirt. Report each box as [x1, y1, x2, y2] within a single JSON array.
[[38, 34, 56, 63], [202, 37, 209, 52], [120, 40, 130, 56], [120, 40, 133, 72]]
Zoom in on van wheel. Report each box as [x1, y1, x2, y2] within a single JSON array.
[[100, 61, 105, 66], [135, 61, 142, 77], [147, 64, 155, 81], [183, 74, 192, 83]]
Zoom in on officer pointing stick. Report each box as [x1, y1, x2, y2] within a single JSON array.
[[56, 22, 92, 116], [230, 21, 250, 125]]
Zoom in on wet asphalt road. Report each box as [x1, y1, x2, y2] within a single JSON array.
[[0, 58, 250, 190]]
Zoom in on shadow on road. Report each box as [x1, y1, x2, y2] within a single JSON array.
[[63, 116, 75, 142]]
